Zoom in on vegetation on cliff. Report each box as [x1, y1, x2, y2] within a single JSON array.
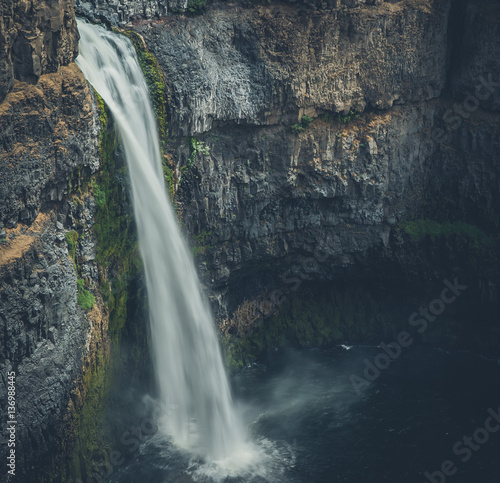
[[119, 29, 177, 201], [62, 91, 149, 482]]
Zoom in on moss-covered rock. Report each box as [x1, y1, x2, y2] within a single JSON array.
[[59, 91, 149, 483]]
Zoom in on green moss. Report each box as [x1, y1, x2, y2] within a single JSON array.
[[191, 230, 212, 257], [77, 279, 96, 310], [66, 93, 144, 482], [119, 30, 167, 143], [403, 219, 495, 249], [118, 30, 176, 202], [67, 343, 114, 483], [92, 98, 142, 339], [92, 181, 106, 207], [94, 89, 108, 128], [162, 163, 175, 200], [65, 230, 79, 266]]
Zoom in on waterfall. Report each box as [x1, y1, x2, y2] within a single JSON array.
[[76, 21, 245, 462]]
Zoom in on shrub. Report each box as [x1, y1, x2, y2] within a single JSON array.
[[186, 0, 207, 15], [321, 109, 361, 125], [291, 115, 314, 133], [291, 123, 305, 133], [301, 115, 313, 127]]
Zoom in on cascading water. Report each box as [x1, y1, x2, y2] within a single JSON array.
[[76, 21, 246, 463]]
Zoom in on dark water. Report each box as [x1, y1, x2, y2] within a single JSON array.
[[108, 346, 500, 483]]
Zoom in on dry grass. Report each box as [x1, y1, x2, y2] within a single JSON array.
[[0, 212, 49, 268]]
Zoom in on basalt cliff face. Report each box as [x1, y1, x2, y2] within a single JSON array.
[[74, 0, 185, 25], [143, 1, 450, 135], [1, 0, 499, 481], [133, 0, 499, 354], [0, 3, 104, 480], [0, 0, 79, 102]]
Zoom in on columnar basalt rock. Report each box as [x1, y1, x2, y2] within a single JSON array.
[[0, 4, 100, 476], [0, 193, 104, 479], [0, 0, 79, 102], [138, 0, 450, 136], [0, 64, 99, 227], [170, 104, 499, 316], [135, 0, 499, 339], [74, 0, 184, 25]]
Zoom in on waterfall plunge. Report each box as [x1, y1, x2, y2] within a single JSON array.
[[76, 21, 246, 462]]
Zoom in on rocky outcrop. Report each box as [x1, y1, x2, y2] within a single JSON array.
[[75, 0, 185, 25], [449, 0, 500, 111], [0, 63, 99, 228], [139, 0, 450, 136], [0, 0, 79, 102], [0, 16, 101, 477], [0, 194, 104, 480], [169, 102, 499, 318], [135, 0, 500, 350]]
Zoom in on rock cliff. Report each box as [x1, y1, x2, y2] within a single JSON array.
[[141, 0, 450, 135], [133, 0, 499, 355], [0, 64, 99, 227], [0, 2, 103, 479], [75, 0, 185, 25], [0, 194, 105, 480], [0, 0, 499, 480], [0, 0, 79, 102]]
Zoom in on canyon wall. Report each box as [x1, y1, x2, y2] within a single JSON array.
[[0, 0, 499, 480], [0, 0, 79, 102], [133, 0, 500, 355], [0, 3, 104, 480], [144, 0, 450, 135], [74, 0, 185, 25]]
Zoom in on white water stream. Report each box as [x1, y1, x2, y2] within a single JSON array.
[[76, 21, 247, 463]]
